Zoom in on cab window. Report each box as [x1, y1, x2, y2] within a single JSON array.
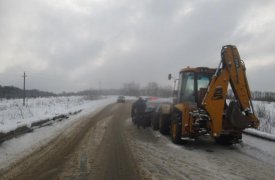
[[179, 72, 195, 102]]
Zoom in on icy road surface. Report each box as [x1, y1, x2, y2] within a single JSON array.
[[0, 101, 275, 180]]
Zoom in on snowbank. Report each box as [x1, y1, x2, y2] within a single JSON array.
[[244, 128, 275, 142], [0, 96, 116, 133]]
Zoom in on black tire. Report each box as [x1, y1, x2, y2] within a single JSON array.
[[171, 112, 182, 144], [151, 112, 159, 130], [159, 114, 170, 135], [214, 135, 234, 145]]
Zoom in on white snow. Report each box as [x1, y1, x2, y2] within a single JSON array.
[[0, 95, 274, 175], [126, 118, 275, 180], [226, 100, 275, 135], [239, 134, 275, 166], [244, 128, 275, 141], [253, 100, 275, 134], [0, 96, 116, 133], [0, 96, 117, 169]]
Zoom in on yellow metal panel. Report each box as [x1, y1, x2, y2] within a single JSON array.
[[202, 69, 229, 137], [174, 103, 191, 136]]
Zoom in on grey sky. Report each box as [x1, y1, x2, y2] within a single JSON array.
[[0, 0, 275, 93]]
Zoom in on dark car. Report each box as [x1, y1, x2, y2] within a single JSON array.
[[143, 98, 172, 127], [117, 96, 125, 103]]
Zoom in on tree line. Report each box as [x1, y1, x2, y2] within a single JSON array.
[[228, 89, 275, 102], [0, 85, 56, 99], [0, 82, 172, 99], [251, 91, 275, 102], [1, 83, 275, 101], [120, 82, 172, 97]]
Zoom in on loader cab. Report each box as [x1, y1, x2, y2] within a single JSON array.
[[177, 67, 216, 106]]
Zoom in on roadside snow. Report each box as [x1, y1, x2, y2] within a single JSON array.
[[244, 128, 275, 141], [0, 96, 115, 133], [0, 96, 116, 170]]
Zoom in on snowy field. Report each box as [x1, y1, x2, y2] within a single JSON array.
[[0, 96, 117, 133], [253, 100, 275, 134]]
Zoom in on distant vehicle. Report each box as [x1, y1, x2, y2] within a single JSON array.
[[117, 96, 126, 103]]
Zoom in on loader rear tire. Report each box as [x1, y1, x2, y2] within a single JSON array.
[[215, 135, 234, 145], [159, 115, 170, 135], [171, 112, 182, 144]]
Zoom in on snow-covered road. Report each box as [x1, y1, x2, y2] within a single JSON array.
[[0, 101, 139, 180], [0, 100, 274, 180], [239, 134, 275, 166], [126, 119, 275, 180]]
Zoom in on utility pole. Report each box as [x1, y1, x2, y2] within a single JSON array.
[[23, 72, 27, 106]]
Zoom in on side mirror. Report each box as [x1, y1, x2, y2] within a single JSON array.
[[168, 74, 172, 80]]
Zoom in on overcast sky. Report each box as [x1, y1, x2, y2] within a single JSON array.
[[0, 0, 275, 93]]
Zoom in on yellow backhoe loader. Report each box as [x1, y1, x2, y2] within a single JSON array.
[[157, 45, 259, 145]]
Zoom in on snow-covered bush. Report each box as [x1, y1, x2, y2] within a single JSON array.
[[254, 102, 273, 133]]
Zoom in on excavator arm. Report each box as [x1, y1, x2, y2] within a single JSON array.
[[202, 45, 259, 137]]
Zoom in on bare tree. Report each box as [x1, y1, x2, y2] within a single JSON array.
[[158, 85, 172, 97], [118, 82, 173, 97], [121, 82, 140, 96], [145, 82, 159, 96]]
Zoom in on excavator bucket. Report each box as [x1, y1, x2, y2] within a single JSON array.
[[226, 101, 252, 129]]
